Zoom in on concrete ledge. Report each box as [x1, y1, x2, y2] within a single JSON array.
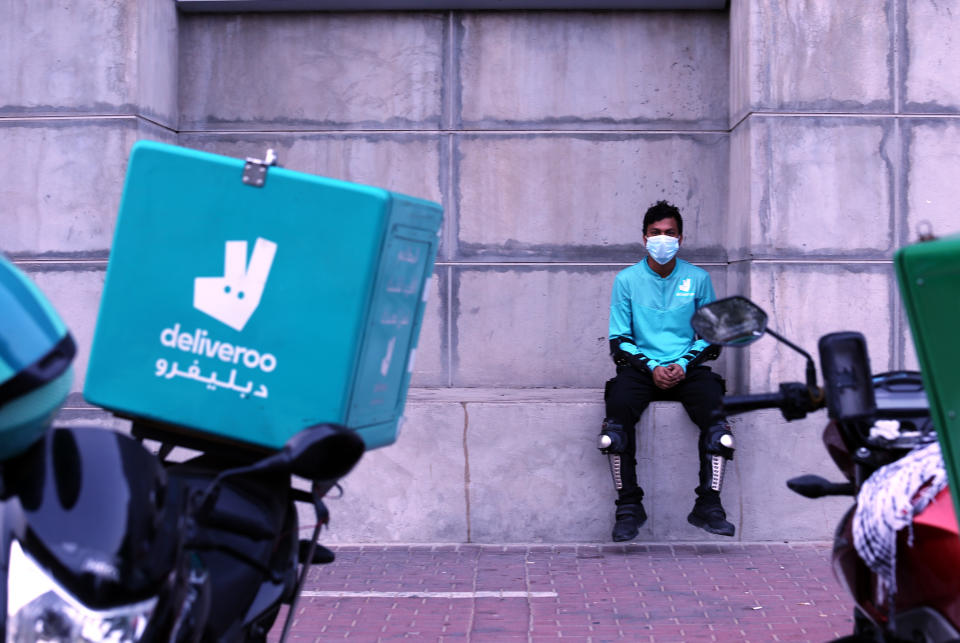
[[331, 388, 850, 543], [56, 388, 851, 543], [407, 387, 602, 403]]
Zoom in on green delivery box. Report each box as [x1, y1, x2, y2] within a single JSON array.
[[84, 141, 442, 451], [895, 233, 960, 521]]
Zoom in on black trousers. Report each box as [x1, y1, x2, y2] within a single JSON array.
[[604, 365, 725, 506]]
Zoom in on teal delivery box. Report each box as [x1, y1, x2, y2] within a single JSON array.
[[84, 141, 442, 451], [895, 234, 960, 524]]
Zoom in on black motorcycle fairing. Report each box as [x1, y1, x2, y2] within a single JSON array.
[[1, 426, 181, 608]]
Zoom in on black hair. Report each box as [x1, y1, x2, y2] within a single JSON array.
[[642, 200, 683, 236]]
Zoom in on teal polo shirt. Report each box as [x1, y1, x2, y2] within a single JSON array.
[[608, 258, 716, 371]]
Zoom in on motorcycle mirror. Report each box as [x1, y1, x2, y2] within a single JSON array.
[[818, 332, 877, 422], [229, 423, 366, 481], [196, 424, 365, 515], [693, 295, 821, 393], [283, 423, 365, 482], [690, 296, 768, 346]]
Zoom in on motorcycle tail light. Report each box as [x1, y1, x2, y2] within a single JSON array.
[[6, 540, 157, 643]]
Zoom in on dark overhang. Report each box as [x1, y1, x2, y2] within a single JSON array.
[[176, 0, 727, 11]]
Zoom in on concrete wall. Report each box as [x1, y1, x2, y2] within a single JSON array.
[[4, 1, 958, 543], [729, 0, 960, 390]]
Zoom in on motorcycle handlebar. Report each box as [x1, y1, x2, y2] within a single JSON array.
[[721, 392, 787, 415], [720, 383, 824, 421]]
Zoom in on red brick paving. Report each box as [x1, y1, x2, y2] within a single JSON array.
[[272, 543, 854, 642]]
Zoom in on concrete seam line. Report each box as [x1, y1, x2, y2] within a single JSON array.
[[300, 591, 558, 599], [524, 549, 534, 643], [462, 401, 471, 544]]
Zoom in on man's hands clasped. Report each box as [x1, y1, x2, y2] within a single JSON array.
[[652, 364, 685, 389]]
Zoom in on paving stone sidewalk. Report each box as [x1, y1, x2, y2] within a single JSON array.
[[272, 542, 854, 642]]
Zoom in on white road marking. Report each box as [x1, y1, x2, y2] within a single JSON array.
[[301, 591, 557, 599]]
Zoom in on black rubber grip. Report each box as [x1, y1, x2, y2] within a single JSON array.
[[721, 392, 786, 414]]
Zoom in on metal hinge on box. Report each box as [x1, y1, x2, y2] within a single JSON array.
[[242, 149, 278, 187]]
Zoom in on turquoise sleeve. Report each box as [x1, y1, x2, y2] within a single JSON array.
[[608, 275, 634, 348], [674, 338, 711, 371]]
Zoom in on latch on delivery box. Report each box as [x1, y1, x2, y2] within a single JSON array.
[[241, 149, 278, 188]]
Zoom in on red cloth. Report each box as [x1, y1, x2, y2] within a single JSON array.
[[914, 487, 959, 536]]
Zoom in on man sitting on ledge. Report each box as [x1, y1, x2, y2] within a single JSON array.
[[600, 200, 734, 542]]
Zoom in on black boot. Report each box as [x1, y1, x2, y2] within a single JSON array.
[[687, 494, 735, 537], [612, 501, 647, 542]]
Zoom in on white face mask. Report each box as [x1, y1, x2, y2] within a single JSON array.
[[645, 234, 680, 265]]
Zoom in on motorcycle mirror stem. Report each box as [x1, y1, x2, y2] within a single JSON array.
[[762, 326, 820, 394]]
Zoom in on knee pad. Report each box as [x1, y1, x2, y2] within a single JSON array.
[[703, 422, 734, 460], [599, 418, 629, 491], [598, 418, 628, 454]]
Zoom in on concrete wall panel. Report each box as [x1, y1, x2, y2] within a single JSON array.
[[459, 12, 728, 129], [744, 264, 896, 391], [456, 134, 728, 262], [746, 0, 892, 112], [733, 409, 851, 541], [727, 120, 752, 261], [177, 133, 444, 207], [0, 120, 140, 255], [23, 266, 106, 396], [0, 2, 136, 114], [748, 116, 894, 258], [905, 120, 960, 240], [178, 13, 445, 130], [0, 1, 178, 126], [453, 267, 615, 387], [137, 0, 180, 126], [326, 401, 468, 542], [465, 398, 610, 543], [728, 0, 751, 126], [904, 0, 960, 113]]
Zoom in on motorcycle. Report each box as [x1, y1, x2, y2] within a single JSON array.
[[691, 295, 960, 642], [0, 419, 365, 642], [0, 141, 442, 641], [0, 253, 365, 642]]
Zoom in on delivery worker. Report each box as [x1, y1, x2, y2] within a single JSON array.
[[600, 200, 734, 542]]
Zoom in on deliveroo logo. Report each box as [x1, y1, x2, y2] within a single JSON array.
[[194, 238, 277, 331]]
